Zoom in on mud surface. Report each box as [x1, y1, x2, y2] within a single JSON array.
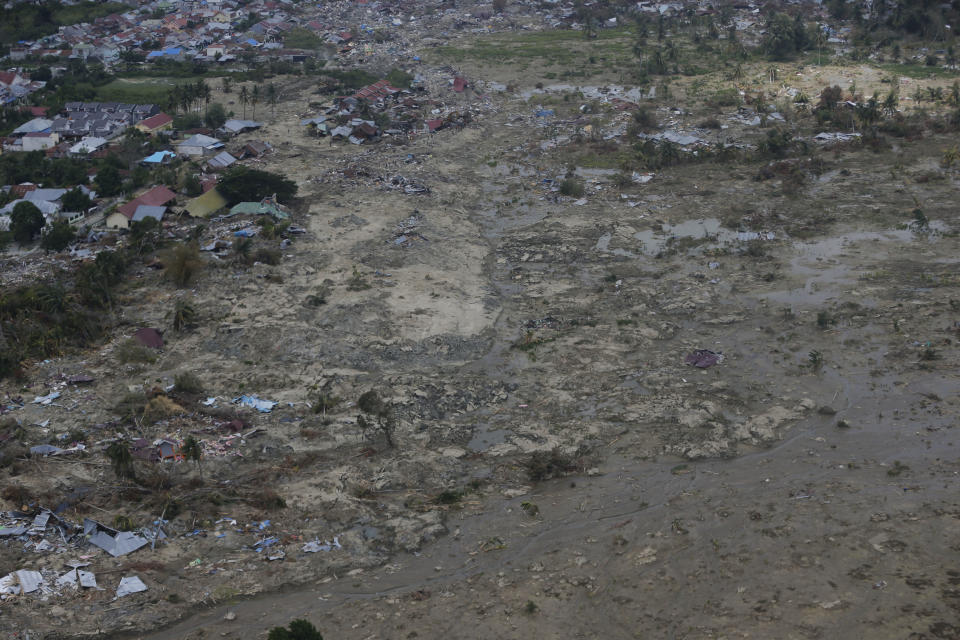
[[2, 13, 960, 640]]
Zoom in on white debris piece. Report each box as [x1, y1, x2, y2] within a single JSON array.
[[116, 575, 147, 598]]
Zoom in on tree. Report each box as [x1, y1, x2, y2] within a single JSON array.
[[762, 13, 800, 60], [238, 85, 249, 119], [268, 619, 323, 640], [130, 216, 162, 255], [266, 83, 278, 117], [183, 173, 203, 197], [251, 84, 260, 119], [95, 164, 121, 197], [182, 435, 203, 480], [222, 76, 232, 93], [217, 166, 298, 205], [204, 102, 227, 130], [11, 201, 44, 244], [41, 219, 75, 253], [172, 299, 196, 331], [61, 187, 92, 213], [106, 441, 136, 481], [357, 389, 395, 448]]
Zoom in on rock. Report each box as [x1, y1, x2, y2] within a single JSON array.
[[223, 612, 237, 621], [818, 405, 837, 415]]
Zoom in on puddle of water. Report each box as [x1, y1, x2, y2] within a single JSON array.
[[632, 218, 774, 255], [467, 427, 510, 452], [521, 83, 653, 101]]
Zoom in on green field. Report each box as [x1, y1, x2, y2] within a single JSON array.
[[95, 78, 190, 104], [434, 27, 634, 66]]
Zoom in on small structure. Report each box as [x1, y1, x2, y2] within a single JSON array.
[[205, 150, 237, 171], [228, 198, 289, 220], [21, 131, 60, 151], [108, 185, 176, 229], [133, 327, 164, 349], [177, 133, 223, 157], [185, 187, 227, 218], [218, 119, 261, 135], [132, 205, 166, 224], [142, 150, 176, 165], [136, 112, 173, 136], [69, 136, 108, 156]]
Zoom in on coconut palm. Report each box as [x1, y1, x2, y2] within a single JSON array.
[[239, 85, 249, 118], [182, 435, 203, 480], [251, 84, 260, 119]]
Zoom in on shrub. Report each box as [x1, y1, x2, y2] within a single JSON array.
[[250, 488, 286, 511], [525, 448, 582, 482], [254, 248, 281, 265], [163, 242, 204, 287], [173, 372, 204, 395], [268, 619, 323, 640], [559, 177, 585, 197], [41, 219, 76, 253], [116, 339, 158, 364]]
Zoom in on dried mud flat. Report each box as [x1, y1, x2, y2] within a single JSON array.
[[3, 65, 960, 640]]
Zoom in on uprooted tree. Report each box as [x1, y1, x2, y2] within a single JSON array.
[[357, 389, 395, 448]]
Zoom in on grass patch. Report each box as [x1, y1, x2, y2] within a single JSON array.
[[433, 27, 634, 67], [879, 63, 960, 80], [96, 78, 192, 104]]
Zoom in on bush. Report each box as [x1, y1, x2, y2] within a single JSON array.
[[173, 371, 204, 395], [116, 339, 158, 364], [41, 219, 76, 253], [268, 620, 323, 640], [525, 448, 582, 482], [163, 242, 204, 287], [558, 177, 585, 197], [254, 248, 281, 265], [250, 488, 286, 511]]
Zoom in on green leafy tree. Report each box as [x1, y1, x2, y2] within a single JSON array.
[[218, 166, 298, 205], [11, 201, 44, 244], [95, 164, 122, 197], [41, 219, 75, 253], [106, 441, 136, 481], [268, 619, 323, 640], [61, 187, 92, 213], [204, 102, 227, 130], [172, 299, 196, 331], [182, 435, 203, 480], [762, 13, 800, 60]]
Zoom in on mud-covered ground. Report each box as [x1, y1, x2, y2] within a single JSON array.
[[2, 19, 960, 640]]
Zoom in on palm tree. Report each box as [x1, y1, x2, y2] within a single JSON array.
[[202, 82, 212, 112], [251, 84, 260, 119], [222, 76, 232, 94], [267, 83, 278, 117], [182, 435, 203, 480], [239, 85, 249, 119]]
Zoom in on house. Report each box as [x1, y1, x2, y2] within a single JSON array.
[[228, 199, 289, 220], [69, 136, 108, 156], [22, 132, 60, 151], [107, 185, 177, 229], [12, 118, 53, 135], [205, 150, 237, 171], [132, 205, 166, 223], [217, 119, 261, 135], [185, 187, 227, 218], [136, 112, 173, 135], [142, 150, 177, 165], [240, 140, 272, 158], [177, 133, 223, 157]]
